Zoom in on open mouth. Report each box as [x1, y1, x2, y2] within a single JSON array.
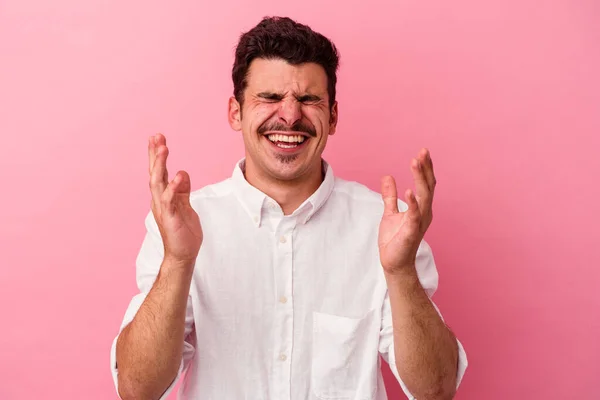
[[264, 133, 309, 151]]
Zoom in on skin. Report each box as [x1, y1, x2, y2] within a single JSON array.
[[228, 58, 338, 215], [115, 57, 458, 400], [115, 135, 202, 400], [380, 152, 459, 399]]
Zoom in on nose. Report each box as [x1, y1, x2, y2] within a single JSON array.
[[277, 97, 302, 127]]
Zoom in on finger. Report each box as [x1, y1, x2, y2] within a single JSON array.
[[155, 133, 166, 148], [150, 145, 169, 205], [149, 133, 166, 171], [148, 135, 156, 175], [381, 175, 399, 215], [411, 158, 431, 214], [161, 173, 181, 216], [162, 171, 191, 215], [174, 170, 191, 196], [404, 189, 421, 222], [419, 148, 436, 193]]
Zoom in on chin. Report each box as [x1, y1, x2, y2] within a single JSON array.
[[266, 160, 307, 181], [265, 153, 320, 180]]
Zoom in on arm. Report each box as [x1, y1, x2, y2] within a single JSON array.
[[384, 268, 458, 399], [114, 133, 202, 399], [379, 148, 464, 399], [116, 258, 194, 400]]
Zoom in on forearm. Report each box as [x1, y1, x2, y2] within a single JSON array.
[[116, 259, 194, 400], [385, 269, 458, 400]]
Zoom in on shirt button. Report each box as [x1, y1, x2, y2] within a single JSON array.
[[268, 201, 278, 210], [279, 354, 287, 361], [253, 216, 259, 223], [279, 235, 287, 243], [279, 296, 287, 304]]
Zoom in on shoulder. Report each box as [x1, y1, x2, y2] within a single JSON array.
[[144, 177, 234, 228], [332, 177, 439, 294], [331, 176, 409, 216], [189, 177, 234, 204]]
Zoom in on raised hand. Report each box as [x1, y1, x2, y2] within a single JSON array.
[[148, 133, 203, 266], [378, 149, 436, 274]]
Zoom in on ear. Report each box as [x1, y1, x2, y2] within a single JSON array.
[[228, 96, 242, 131], [328, 101, 338, 136]]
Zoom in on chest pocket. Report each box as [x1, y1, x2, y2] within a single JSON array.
[[311, 309, 379, 400]]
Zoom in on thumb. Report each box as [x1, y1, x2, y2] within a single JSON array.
[[173, 170, 191, 194], [381, 175, 399, 215], [172, 171, 193, 212]]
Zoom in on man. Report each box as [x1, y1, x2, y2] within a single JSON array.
[[111, 16, 467, 400]]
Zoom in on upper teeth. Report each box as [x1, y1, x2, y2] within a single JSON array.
[[267, 134, 306, 143]]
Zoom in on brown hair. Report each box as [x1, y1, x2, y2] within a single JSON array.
[[232, 16, 340, 109]]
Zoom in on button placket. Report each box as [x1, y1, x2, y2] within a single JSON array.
[[272, 218, 295, 400]]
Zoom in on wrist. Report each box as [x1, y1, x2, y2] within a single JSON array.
[[384, 265, 420, 288], [384, 262, 417, 278], [161, 256, 196, 279]]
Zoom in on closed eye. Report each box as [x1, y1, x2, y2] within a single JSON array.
[[256, 92, 322, 104], [297, 95, 321, 104], [257, 92, 283, 102]]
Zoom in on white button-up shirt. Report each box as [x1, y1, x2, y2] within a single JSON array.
[[110, 159, 468, 400]]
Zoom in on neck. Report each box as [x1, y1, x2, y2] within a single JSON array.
[[243, 159, 324, 215]]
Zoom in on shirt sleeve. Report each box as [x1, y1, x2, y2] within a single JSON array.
[[110, 211, 196, 399], [378, 239, 468, 399]]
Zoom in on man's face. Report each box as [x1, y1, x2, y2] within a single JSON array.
[[229, 58, 338, 182]]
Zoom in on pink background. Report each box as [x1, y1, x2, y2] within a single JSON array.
[[1, 0, 599, 399]]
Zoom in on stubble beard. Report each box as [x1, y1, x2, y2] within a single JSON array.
[[274, 153, 299, 164]]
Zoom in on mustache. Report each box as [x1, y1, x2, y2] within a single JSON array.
[[257, 120, 317, 138]]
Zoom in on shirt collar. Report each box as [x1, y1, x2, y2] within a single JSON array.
[[231, 158, 335, 227]]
